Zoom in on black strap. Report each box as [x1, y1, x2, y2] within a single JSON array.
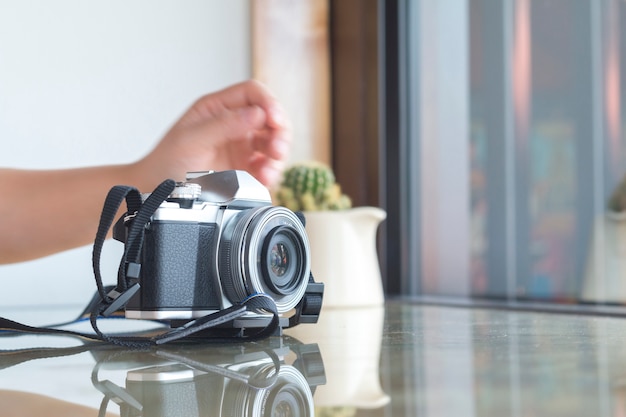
[[0, 316, 105, 342], [92, 184, 142, 299], [0, 179, 281, 347]]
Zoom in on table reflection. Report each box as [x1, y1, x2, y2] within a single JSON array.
[[0, 335, 324, 417]]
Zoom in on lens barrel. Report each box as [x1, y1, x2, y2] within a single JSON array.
[[219, 206, 311, 313]]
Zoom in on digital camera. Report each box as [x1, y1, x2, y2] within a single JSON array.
[[112, 170, 322, 332]]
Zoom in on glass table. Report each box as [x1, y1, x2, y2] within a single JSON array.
[[2, 300, 626, 416]]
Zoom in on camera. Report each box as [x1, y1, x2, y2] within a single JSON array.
[[112, 170, 322, 334]]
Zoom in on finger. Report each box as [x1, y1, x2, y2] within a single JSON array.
[[250, 130, 291, 161], [247, 154, 285, 188], [189, 105, 267, 146], [200, 80, 288, 129]]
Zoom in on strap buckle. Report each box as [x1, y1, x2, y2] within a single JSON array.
[[103, 283, 141, 317]]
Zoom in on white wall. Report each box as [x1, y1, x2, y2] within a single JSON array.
[[0, 1, 252, 309]]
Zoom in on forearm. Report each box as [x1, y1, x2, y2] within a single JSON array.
[[0, 163, 161, 264]]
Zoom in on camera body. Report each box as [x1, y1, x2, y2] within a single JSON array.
[[114, 170, 321, 329]]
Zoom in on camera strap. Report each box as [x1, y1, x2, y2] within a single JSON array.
[[0, 180, 280, 348]]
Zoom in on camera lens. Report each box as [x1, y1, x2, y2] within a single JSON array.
[[262, 226, 305, 296], [219, 206, 311, 313]]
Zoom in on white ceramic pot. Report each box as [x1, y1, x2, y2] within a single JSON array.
[[303, 207, 386, 308], [582, 211, 626, 302]]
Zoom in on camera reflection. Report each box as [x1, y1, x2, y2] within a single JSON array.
[[92, 336, 325, 417], [0, 336, 324, 417]]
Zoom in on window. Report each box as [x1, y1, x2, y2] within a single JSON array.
[[335, 0, 626, 307]]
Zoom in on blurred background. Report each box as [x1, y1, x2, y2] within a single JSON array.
[[333, 0, 626, 310], [3, 0, 626, 311]]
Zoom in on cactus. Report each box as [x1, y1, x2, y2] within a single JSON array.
[[274, 162, 352, 211]]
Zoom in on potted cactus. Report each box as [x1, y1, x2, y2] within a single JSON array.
[[274, 162, 386, 308]]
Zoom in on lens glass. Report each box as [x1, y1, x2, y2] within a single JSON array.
[[270, 242, 289, 277], [262, 226, 304, 295]]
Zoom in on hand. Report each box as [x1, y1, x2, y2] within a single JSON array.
[[137, 80, 291, 188], [0, 80, 291, 263]]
